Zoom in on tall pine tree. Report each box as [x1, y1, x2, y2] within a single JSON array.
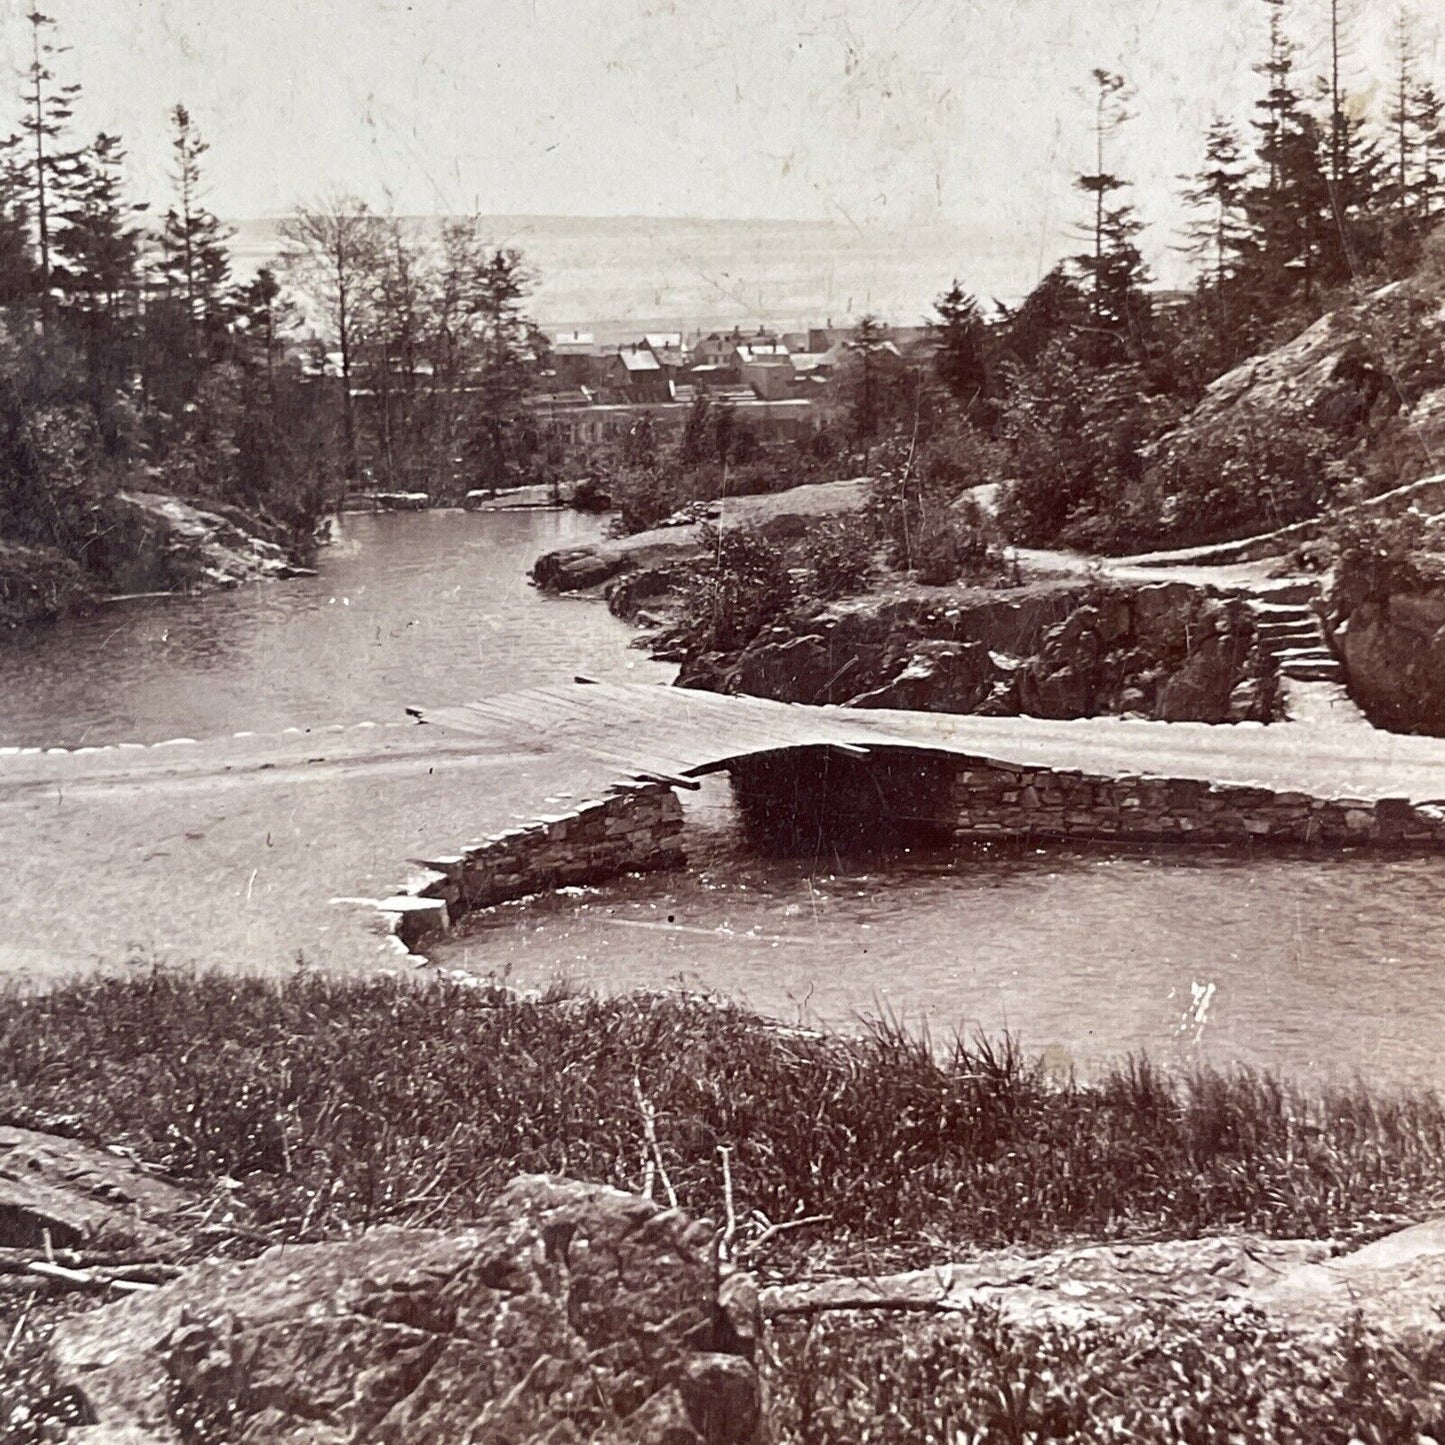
[[160, 104, 233, 362], [17, 9, 82, 328], [1072, 69, 1150, 361]]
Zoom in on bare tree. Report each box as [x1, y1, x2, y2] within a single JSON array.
[[279, 195, 385, 487]]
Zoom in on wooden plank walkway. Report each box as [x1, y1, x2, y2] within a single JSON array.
[[420, 682, 1445, 805]]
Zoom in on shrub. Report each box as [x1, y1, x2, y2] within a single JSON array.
[[604, 464, 683, 535], [674, 523, 791, 652], [799, 516, 873, 599], [1329, 508, 1445, 615]]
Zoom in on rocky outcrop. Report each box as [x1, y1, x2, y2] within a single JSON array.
[[533, 478, 868, 594], [85, 492, 309, 597], [0, 1127, 199, 1254], [50, 1175, 762, 1445], [1328, 585, 1445, 734], [1156, 252, 1445, 490], [682, 581, 1275, 725], [763, 1219, 1445, 1339]]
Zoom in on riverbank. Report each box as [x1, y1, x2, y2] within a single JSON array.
[[5, 970, 1445, 1440], [0, 490, 316, 631]]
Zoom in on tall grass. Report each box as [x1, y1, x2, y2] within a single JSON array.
[[767, 1306, 1445, 1444], [1, 968, 1443, 1267]]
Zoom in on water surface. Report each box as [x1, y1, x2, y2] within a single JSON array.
[[436, 778, 1445, 1090], [0, 510, 661, 747]]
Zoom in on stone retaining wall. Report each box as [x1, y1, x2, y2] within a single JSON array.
[[727, 745, 1445, 854], [375, 780, 685, 952], [952, 758, 1445, 846]]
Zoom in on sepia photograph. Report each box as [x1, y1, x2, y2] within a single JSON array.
[[2, 0, 1445, 1438]]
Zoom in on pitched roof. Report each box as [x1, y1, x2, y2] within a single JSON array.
[[618, 347, 662, 373]]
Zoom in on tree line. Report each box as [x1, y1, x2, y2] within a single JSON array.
[[0, 8, 553, 594]]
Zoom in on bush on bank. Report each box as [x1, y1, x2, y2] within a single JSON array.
[[1, 969, 1443, 1269]]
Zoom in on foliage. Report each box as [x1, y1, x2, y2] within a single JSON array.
[[674, 523, 791, 653], [605, 463, 682, 536], [994, 346, 1181, 548], [1330, 507, 1445, 614], [798, 514, 874, 599]]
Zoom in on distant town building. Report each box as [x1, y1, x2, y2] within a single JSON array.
[[605, 345, 673, 403]]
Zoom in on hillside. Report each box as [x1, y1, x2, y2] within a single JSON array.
[[1151, 237, 1445, 525]]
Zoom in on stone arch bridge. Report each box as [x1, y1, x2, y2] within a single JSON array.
[[5, 681, 1445, 974], [387, 682, 1445, 952]]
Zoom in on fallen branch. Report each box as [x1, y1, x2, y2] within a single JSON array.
[[719, 1146, 737, 1263], [26, 1259, 177, 1294], [742, 1213, 833, 1260], [633, 1074, 677, 1209]]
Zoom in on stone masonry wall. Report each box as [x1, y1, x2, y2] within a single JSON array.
[[374, 780, 685, 952], [949, 758, 1445, 847], [726, 745, 1445, 856]]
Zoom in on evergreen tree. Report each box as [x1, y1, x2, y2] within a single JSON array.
[[0, 136, 39, 308], [932, 280, 987, 402], [17, 9, 82, 327], [53, 131, 144, 446], [460, 243, 538, 488], [234, 266, 299, 400], [676, 389, 712, 466], [1243, 1, 1324, 305], [1407, 81, 1444, 222], [1385, 11, 1415, 223], [1183, 119, 1252, 293], [1071, 70, 1151, 360], [159, 104, 233, 360], [841, 313, 889, 450], [997, 264, 1087, 367], [1181, 118, 1253, 354]]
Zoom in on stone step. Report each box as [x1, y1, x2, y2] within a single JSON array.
[[1288, 656, 1340, 676], [1257, 611, 1318, 625], [1246, 580, 1320, 606], [1258, 621, 1322, 643], [1281, 660, 1345, 681]]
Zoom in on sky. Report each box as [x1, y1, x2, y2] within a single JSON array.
[[0, 0, 1436, 284]]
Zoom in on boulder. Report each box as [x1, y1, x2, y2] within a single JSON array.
[[1332, 589, 1445, 734], [0, 1127, 198, 1254], [531, 546, 623, 592], [1019, 661, 1095, 719], [1249, 1217, 1445, 1336], [847, 640, 1002, 713], [732, 634, 837, 703], [50, 1174, 762, 1445], [1156, 636, 1239, 723]]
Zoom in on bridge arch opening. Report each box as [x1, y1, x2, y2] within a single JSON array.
[[720, 745, 959, 856]]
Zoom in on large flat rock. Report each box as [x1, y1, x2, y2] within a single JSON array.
[[533, 478, 869, 591], [50, 1174, 761, 1445], [0, 1126, 196, 1253]]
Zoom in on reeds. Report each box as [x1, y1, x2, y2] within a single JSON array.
[[0, 967, 1442, 1266]]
